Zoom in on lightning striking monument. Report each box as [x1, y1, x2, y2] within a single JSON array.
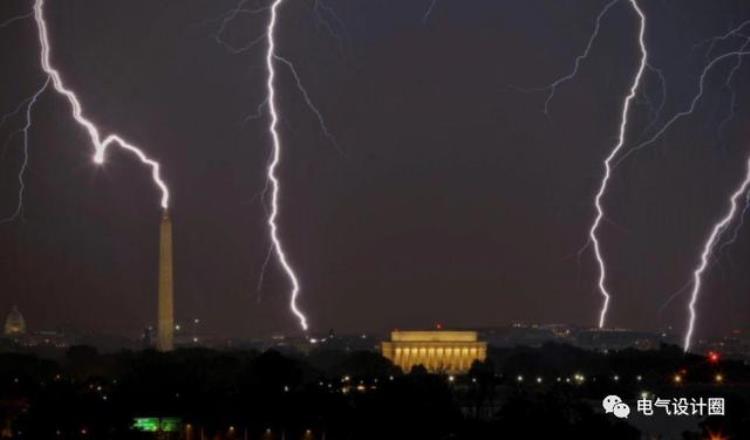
[[157, 211, 175, 352]]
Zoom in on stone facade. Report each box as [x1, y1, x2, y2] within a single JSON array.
[[381, 330, 487, 374]]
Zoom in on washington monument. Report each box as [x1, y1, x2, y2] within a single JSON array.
[[157, 210, 174, 351]]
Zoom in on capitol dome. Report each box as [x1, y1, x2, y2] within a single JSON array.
[[4, 306, 26, 336]]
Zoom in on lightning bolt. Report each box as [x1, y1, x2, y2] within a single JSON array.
[[614, 49, 750, 167], [0, 11, 32, 30], [32, 0, 169, 208], [639, 64, 667, 137], [312, 0, 347, 55], [716, 190, 750, 255], [0, 79, 49, 223], [516, 0, 648, 328], [0, 9, 42, 222], [606, 18, 750, 349], [209, 0, 344, 330], [589, 0, 648, 328], [653, 42, 750, 323], [683, 160, 750, 352], [692, 19, 750, 62], [716, 35, 750, 143], [265, 0, 308, 331], [272, 54, 341, 153], [209, 2, 340, 149], [515, 0, 620, 116], [209, 0, 269, 55], [612, 51, 750, 344]]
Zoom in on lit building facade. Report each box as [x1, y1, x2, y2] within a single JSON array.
[[3, 306, 26, 336], [381, 330, 487, 374]]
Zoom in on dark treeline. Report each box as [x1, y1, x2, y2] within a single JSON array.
[[0, 343, 749, 439]]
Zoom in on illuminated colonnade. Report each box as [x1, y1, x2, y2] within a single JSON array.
[[381, 330, 487, 374]]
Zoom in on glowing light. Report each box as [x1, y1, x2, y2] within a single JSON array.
[[590, 0, 648, 328], [683, 157, 750, 352], [264, 0, 308, 331], [32, 0, 169, 208], [708, 351, 720, 363], [673, 374, 682, 384]]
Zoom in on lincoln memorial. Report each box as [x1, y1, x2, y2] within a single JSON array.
[[381, 330, 487, 374]]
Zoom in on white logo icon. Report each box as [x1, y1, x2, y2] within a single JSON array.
[[603, 395, 631, 419], [603, 395, 622, 413], [613, 402, 631, 419]]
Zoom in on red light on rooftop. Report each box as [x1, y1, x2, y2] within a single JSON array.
[[708, 351, 720, 363]]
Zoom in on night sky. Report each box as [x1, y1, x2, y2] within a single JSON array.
[[1, 0, 749, 340]]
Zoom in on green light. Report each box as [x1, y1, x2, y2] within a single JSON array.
[[133, 418, 159, 432], [160, 418, 181, 432], [132, 417, 182, 433]]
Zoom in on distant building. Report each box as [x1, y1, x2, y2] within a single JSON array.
[[3, 306, 26, 336], [575, 328, 676, 351], [381, 330, 487, 374]]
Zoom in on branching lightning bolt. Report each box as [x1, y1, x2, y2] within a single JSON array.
[[210, 2, 341, 150], [683, 159, 750, 352], [210, 0, 345, 329], [716, 35, 749, 142], [608, 18, 750, 348], [312, 0, 348, 55], [0, 79, 49, 223], [209, 0, 269, 55], [614, 49, 750, 168], [589, 0, 648, 328], [272, 54, 341, 153], [515, 0, 620, 116], [639, 64, 667, 137], [0, 11, 32, 30], [0, 9, 43, 222], [32, 0, 169, 209], [616, 47, 750, 348], [517, 0, 648, 328], [265, 0, 308, 331], [716, 190, 750, 255]]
